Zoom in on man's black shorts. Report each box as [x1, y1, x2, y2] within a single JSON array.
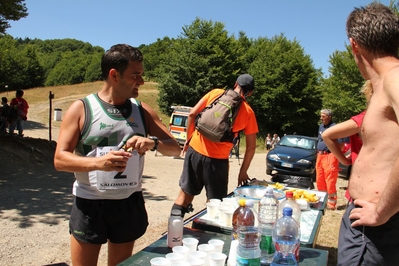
[[179, 146, 229, 199], [69, 191, 148, 244]]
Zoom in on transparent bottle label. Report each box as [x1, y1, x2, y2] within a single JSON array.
[[260, 235, 275, 253], [236, 256, 261, 266]]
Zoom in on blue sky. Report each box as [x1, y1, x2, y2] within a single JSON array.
[[7, 0, 391, 75]]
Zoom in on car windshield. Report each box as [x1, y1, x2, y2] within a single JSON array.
[[278, 136, 316, 150]]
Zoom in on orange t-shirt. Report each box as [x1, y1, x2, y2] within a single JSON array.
[[190, 89, 258, 159]]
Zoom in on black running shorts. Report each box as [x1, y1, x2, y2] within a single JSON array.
[[69, 191, 148, 244], [179, 146, 229, 200]]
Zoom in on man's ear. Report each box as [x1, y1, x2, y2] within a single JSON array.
[[109, 69, 118, 82], [350, 37, 359, 54]]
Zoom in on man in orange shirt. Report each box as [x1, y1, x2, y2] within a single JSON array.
[[171, 74, 258, 217]]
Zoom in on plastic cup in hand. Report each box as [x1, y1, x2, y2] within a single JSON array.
[[197, 243, 215, 265], [182, 237, 199, 253], [150, 257, 171, 266], [206, 201, 219, 220], [172, 245, 190, 261], [186, 258, 205, 266], [208, 239, 224, 253], [209, 252, 227, 266], [188, 250, 207, 261], [166, 252, 185, 263]]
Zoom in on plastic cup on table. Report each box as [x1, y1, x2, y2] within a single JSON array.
[[171, 262, 190, 266], [150, 257, 171, 266], [206, 201, 219, 220], [209, 198, 221, 205], [217, 205, 227, 225], [182, 237, 199, 253], [223, 208, 234, 227], [197, 243, 215, 265], [188, 250, 207, 261], [186, 258, 205, 266], [166, 252, 185, 263], [208, 239, 224, 253], [208, 252, 227, 266], [172, 245, 190, 261]]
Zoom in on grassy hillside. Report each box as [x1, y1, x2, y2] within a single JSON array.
[[0, 81, 170, 124]]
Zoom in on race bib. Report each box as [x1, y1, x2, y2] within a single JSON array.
[[93, 146, 140, 190]]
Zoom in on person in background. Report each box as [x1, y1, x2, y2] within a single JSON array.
[[9, 89, 29, 136], [338, 3, 399, 265], [321, 81, 373, 203], [316, 109, 343, 210], [54, 44, 181, 266], [0, 97, 9, 133], [271, 133, 280, 149], [265, 133, 272, 150], [170, 74, 258, 217]]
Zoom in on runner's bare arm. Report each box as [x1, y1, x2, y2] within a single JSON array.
[[135, 101, 181, 156]]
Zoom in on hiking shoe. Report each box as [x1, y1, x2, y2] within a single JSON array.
[[327, 202, 337, 210]]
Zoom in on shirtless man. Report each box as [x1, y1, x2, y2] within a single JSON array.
[[338, 3, 399, 265]]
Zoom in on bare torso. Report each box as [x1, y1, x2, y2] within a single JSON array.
[[349, 73, 399, 203]]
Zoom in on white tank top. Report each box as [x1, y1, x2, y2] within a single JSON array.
[[73, 93, 147, 199]]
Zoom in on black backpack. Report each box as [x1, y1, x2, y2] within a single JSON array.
[[195, 89, 242, 143]]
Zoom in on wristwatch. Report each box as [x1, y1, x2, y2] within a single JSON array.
[[149, 136, 159, 151]]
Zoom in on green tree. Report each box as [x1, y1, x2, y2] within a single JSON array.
[[247, 35, 322, 137], [156, 18, 242, 114], [21, 45, 45, 88], [84, 52, 103, 82], [139, 37, 174, 81], [321, 45, 365, 122], [0, 0, 28, 34]]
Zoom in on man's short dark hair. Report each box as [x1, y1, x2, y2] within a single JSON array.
[[346, 3, 399, 56], [101, 44, 143, 80], [16, 89, 24, 97]]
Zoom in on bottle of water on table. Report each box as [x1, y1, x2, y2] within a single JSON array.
[[167, 209, 183, 248], [271, 207, 300, 266], [258, 187, 279, 265]]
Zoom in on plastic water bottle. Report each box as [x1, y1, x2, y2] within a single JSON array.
[[167, 209, 183, 248], [278, 191, 301, 226], [236, 226, 261, 266], [232, 199, 255, 240], [271, 207, 300, 266], [258, 187, 279, 265]]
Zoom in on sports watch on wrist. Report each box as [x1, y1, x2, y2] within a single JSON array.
[[149, 136, 159, 151]]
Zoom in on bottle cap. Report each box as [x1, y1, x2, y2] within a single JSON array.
[[265, 187, 274, 195], [285, 191, 294, 198], [245, 199, 254, 207], [282, 207, 293, 216], [171, 209, 182, 217], [238, 198, 246, 207]]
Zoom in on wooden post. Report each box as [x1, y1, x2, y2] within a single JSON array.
[[49, 91, 54, 141]]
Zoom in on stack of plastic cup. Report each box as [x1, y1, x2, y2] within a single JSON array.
[[182, 237, 199, 253]]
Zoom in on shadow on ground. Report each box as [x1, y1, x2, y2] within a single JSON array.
[[0, 134, 73, 228]]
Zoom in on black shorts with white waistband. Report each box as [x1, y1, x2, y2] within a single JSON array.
[[69, 191, 148, 244]]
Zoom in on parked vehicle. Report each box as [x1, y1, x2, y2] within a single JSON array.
[[266, 135, 317, 179], [168, 106, 192, 146]]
